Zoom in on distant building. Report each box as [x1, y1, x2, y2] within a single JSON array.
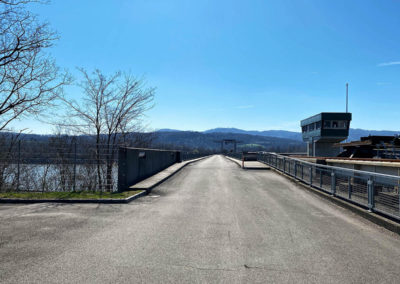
[[301, 112, 352, 157], [338, 135, 400, 159]]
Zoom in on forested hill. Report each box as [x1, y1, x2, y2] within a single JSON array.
[[153, 131, 306, 152], [152, 127, 400, 152]]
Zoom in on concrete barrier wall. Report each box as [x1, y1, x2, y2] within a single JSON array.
[[118, 147, 181, 191], [325, 159, 400, 177]]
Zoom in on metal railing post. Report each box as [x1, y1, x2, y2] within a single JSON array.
[[331, 171, 336, 196], [348, 176, 352, 199], [301, 164, 304, 180], [294, 161, 297, 178], [73, 142, 77, 191], [367, 178, 374, 212], [319, 169, 323, 188], [283, 158, 286, 173], [309, 166, 313, 185]]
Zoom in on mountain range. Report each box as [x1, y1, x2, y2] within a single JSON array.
[[1, 127, 398, 153]]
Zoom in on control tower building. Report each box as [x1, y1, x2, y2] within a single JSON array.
[[301, 112, 352, 157]]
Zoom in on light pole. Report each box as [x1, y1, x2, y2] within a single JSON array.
[[346, 83, 349, 113]]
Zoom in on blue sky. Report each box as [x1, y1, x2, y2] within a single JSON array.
[[14, 0, 400, 133]]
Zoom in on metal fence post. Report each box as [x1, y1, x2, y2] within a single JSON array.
[[319, 169, 323, 188], [117, 147, 127, 192], [331, 171, 336, 196], [348, 176, 352, 199], [17, 140, 21, 191], [367, 178, 374, 212], [73, 142, 77, 191], [309, 166, 313, 185], [294, 161, 297, 178], [283, 158, 286, 173], [301, 164, 304, 180]]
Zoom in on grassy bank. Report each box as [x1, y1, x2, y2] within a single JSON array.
[[0, 190, 143, 200]]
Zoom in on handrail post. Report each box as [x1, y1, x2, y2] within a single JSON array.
[[301, 164, 304, 180], [309, 166, 313, 185], [367, 178, 374, 212], [319, 169, 323, 188], [294, 161, 297, 178], [348, 176, 352, 199], [283, 157, 286, 173], [331, 171, 336, 196]]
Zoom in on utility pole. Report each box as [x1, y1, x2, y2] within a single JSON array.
[[345, 83, 349, 144], [346, 83, 349, 113]]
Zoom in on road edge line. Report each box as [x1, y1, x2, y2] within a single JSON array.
[[223, 156, 242, 167], [130, 155, 211, 195]]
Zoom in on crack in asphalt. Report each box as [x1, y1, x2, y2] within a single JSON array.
[[169, 263, 343, 277]]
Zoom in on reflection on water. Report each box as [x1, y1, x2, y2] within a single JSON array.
[[0, 163, 118, 192]]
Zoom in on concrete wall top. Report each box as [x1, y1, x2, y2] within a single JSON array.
[[121, 147, 181, 153]]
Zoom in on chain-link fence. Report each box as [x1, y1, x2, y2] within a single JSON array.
[[258, 152, 400, 221], [0, 140, 119, 192], [0, 139, 212, 193]]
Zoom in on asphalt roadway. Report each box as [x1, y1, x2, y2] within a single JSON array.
[[1, 155, 400, 283]]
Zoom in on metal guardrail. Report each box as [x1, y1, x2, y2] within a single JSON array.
[[257, 152, 400, 221]]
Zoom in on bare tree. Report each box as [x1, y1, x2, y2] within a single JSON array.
[[58, 69, 155, 191], [0, 0, 70, 131]]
